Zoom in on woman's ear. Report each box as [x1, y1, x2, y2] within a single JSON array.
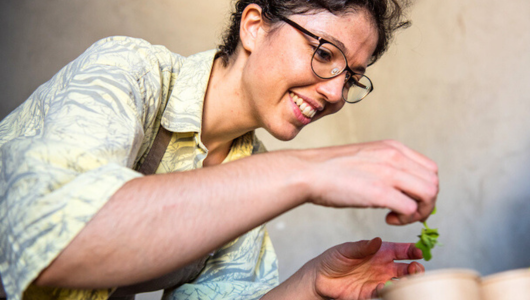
[[239, 4, 266, 53]]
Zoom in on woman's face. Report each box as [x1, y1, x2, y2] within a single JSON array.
[[242, 8, 378, 141]]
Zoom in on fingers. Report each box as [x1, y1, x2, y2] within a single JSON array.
[[387, 168, 438, 224], [394, 261, 425, 278], [308, 140, 438, 224], [374, 262, 424, 298], [382, 140, 438, 175], [384, 195, 437, 226], [408, 261, 425, 274], [386, 211, 404, 225], [360, 140, 439, 224], [374, 282, 386, 299], [338, 237, 383, 259], [385, 197, 437, 225], [383, 147, 438, 224], [384, 142, 438, 189], [383, 242, 423, 260]]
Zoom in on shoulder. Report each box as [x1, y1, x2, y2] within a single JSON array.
[[76, 36, 185, 78]]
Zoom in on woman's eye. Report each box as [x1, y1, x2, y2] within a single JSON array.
[[314, 47, 333, 63]]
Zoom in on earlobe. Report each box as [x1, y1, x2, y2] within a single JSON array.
[[239, 4, 265, 53]]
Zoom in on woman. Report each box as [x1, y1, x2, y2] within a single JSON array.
[[0, 0, 438, 299]]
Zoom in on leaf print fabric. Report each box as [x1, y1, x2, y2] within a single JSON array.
[[0, 36, 278, 300]]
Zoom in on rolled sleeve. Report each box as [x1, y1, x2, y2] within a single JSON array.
[[0, 37, 170, 300]]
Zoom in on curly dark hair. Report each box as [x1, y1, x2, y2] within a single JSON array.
[[218, 0, 411, 66]]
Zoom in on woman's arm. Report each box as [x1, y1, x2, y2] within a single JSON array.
[[35, 149, 308, 288], [35, 140, 437, 289]]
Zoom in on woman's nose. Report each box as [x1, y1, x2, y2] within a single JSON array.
[[315, 74, 345, 103]]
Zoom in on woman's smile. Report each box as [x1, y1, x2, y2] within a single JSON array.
[[289, 91, 323, 125], [290, 92, 319, 119]]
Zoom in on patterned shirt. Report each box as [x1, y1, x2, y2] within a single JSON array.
[[0, 36, 278, 300]]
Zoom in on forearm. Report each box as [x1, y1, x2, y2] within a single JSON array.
[[261, 260, 321, 300], [34, 140, 439, 289], [35, 150, 310, 288]]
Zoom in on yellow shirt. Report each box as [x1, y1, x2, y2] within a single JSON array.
[[0, 36, 278, 300]]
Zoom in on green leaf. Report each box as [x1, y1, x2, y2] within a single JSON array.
[[416, 221, 439, 261], [423, 247, 433, 261], [415, 240, 432, 261], [424, 228, 439, 237]]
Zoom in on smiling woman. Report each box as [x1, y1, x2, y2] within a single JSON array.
[[0, 1, 438, 300], [224, 8, 379, 140]]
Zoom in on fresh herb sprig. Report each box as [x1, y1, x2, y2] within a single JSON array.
[[415, 208, 439, 261]]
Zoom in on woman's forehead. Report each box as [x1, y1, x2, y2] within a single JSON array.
[[289, 10, 378, 65]]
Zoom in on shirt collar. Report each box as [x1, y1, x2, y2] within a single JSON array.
[[161, 49, 256, 161], [161, 49, 217, 133], [223, 131, 255, 163]]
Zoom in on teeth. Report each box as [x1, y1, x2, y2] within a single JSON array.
[[295, 97, 303, 106], [290, 92, 316, 119]]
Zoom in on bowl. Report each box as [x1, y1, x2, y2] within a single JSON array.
[[379, 269, 482, 300], [481, 268, 530, 300]]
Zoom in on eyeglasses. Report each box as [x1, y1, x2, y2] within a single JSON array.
[[279, 16, 374, 104]]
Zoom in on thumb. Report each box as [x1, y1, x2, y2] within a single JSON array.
[[340, 237, 382, 259]]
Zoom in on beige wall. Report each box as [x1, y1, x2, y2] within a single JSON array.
[[2, 0, 530, 298], [263, 0, 530, 281], [0, 0, 231, 118]]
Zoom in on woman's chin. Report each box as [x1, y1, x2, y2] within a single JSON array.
[[266, 127, 302, 141]]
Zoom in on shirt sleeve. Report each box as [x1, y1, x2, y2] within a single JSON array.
[[0, 37, 169, 300], [162, 226, 279, 300], [162, 133, 278, 300]]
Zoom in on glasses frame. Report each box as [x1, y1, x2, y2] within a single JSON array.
[[278, 16, 374, 103]]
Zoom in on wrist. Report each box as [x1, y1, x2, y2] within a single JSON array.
[[262, 259, 323, 300], [298, 259, 325, 300], [271, 149, 317, 207], [287, 148, 326, 206]]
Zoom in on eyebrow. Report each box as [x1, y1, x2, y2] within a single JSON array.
[[317, 32, 367, 74], [280, 17, 367, 74], [317, 31, 347, 55]]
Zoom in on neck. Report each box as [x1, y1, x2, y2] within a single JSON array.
[[201, 53, 257, 154]]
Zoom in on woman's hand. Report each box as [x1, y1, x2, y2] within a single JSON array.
[[262, 238, 423, 300], [311, 238, 424, 300], [303, 140, 439, 225]]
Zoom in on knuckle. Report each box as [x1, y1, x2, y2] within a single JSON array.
[[384, 139, 405, 151], [431, 172, 439, 185], [382, 139, 400, 147], [404, 202, 417, 215], [367, 184, 385, 202], [429, 161, 439, 174], [382, 147, 402, 162], [366, 183, 390, 208], [376, 162, 394, 177], [432, 161, 439, 173], [428, 176, 440, 197], [432, 184, 440, 197]]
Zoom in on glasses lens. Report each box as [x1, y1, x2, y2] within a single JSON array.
[[311, 43, 346, 79], [343, 74, 373, 103], [311, 42, 373, 103]]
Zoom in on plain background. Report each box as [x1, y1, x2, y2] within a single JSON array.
[[2, 1, 530, 299]]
